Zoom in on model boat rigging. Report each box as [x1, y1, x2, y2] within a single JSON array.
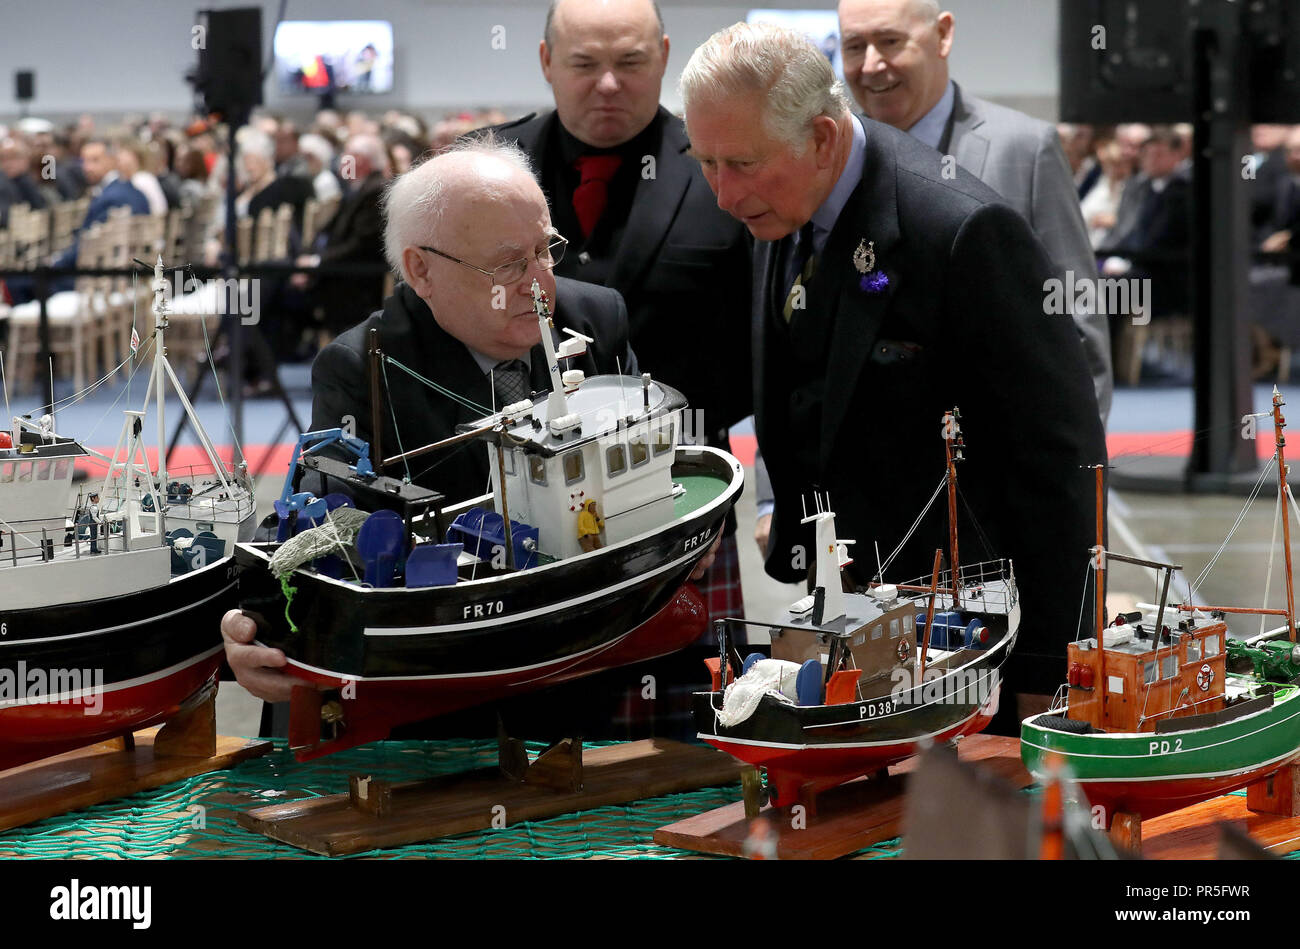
[[0, 257, 256, 769], [235, 280, 744, 761]]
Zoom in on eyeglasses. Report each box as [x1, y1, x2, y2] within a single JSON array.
[[418, 232, 568, 286]]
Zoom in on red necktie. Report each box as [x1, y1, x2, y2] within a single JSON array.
[[572, 154, 623, 239]]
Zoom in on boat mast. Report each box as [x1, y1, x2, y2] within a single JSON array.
[[1093, 464, 1106, 716], [151, 257, 168, 502], [1272, 389, 1296, 642], [943, 408, 963, 605], [530, 280, 569, 423]]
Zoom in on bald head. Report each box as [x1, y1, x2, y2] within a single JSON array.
[[546, 0, 663, 47], [838, 0, 954, 131], [385, 139, 561, 360], [540, 0, 670, 148]]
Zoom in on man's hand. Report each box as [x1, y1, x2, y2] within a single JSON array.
[[1087, 210, 1115, 231], [290, 254, 320, 290], [1262, 230, 1292, 254], [754, 513, 772, 558], [221, 608, 314, 703], [689, 533, 723, 581]]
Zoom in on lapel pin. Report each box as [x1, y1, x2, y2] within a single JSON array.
[[853, 239, 875, 274], [854, 239, 889, 293]]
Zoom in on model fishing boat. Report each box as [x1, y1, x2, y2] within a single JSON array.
[[0, 258, 256, 770], [1020, 390, 1300, 825], [692, 410, 1019, 806], [234, 280, 744, 761]]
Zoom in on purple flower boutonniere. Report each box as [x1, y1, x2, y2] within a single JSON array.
[[852, 238, 889, 294], [860, 270, 890, 294]]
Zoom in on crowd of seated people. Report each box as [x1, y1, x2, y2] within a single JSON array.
[[1060, 120, 1300, 380], [0, 106, 506, 391]]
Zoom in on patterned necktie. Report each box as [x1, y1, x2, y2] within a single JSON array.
[[492, 359, 530, 407], [783, 221, 818, 323], [572, 154, 624, 239]]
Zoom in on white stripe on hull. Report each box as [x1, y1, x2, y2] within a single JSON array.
[[0, 645, 222, 709]]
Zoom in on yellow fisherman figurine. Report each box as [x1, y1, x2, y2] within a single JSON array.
[[576, 499, 604, 552]]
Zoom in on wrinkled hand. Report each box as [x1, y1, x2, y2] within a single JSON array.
[[221, 609, 314, 704], [754, 513, 772, 558], [689, 533, 723, 581], [1262, 230, 1292, 254]]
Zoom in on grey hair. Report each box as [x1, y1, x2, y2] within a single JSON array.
[[544, 0, 664, 47], [382, 133, 537, 283], [680, 22, 851, 151], [235, 127, 274, 163], [344, 132, 389, 174]]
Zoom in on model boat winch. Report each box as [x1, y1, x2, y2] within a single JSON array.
[[693, 409, 1019, 806], [234, 280, 745, 760]]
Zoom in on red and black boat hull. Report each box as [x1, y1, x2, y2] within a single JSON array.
[[694, 620, 1016, 805], [233, 451, 743, 759], [0, 563, 234, 771]]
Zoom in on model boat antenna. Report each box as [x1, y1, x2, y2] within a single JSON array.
[[0, 351, 10, 437], [531, 280, 570, 423], [1272, 388, 1296, 641], [801, 491, 854, 625], [943, 408, 963, 606], [1092, 463, 1105, 696]]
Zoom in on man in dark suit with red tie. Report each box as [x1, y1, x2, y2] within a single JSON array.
[[482, 0, 753, 635]]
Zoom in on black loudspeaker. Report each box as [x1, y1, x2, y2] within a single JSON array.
[[1059, 0, 1193, 123], [14, 70, 33, 101], [1245, 0, 1300, 123], [191, 7, 263, 117], [1059, 0, 1300, 123]]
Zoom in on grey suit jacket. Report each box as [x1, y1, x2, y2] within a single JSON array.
[[945, 83, 1113, 423]]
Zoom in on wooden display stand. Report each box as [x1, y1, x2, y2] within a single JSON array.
[[1118, 762, 1300, 858], [0, 696, 271, 834], [238, 737, 744, 856], [653, 734, 1032, 860]]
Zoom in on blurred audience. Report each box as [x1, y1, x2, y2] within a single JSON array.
[[1079, 138, 1134, 249], [1101, 125, 1192, 318], [0, 136, 48, 226]]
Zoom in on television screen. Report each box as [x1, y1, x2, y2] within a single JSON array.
[[273, 20, 394, 96], [747, 9, 844, 79]]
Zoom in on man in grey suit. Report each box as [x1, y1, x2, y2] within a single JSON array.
[[838, 0, 1112, 422]]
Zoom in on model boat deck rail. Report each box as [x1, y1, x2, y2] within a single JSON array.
[[881, 558, 1017, 614]]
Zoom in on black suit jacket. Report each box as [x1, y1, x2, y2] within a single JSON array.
[[310, 276, 638, 503], [483, 108, 753, 438], [757, 118, 1107, 696], [314, 172, 387, 334]]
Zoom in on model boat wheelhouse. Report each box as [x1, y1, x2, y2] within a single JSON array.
[[234, 281, 744, 761]]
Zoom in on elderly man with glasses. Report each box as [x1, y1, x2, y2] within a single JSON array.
[[308, 136, 639, 504], [222, 137, 646, 709]]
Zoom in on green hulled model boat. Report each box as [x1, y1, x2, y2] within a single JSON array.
[[1021, 389, 1300, 826]]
